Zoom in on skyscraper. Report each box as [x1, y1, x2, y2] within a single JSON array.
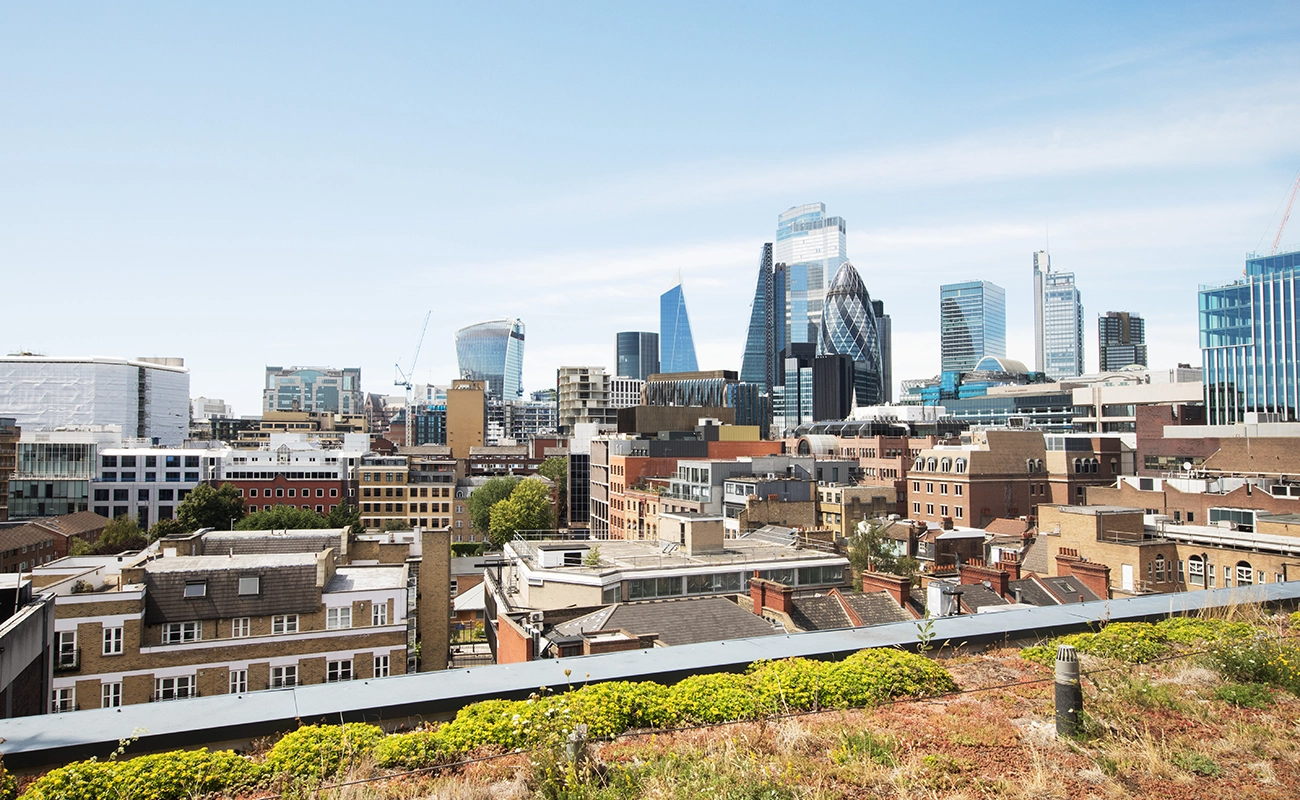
[[739, 243, 788, 395], [1041, 268, 1084, 380], [1098, 311, 1148, 371], [1200, 249, 1300, 424], [939, 281, 1006, 373], [871, 299, 893, 403], [774, 203, 848, 343], [1032, 250, 1048, 373], [454, 319, 525, 400], [615, 331, 659, 381], [659, 281, 699, 373], [818, 262, 885, 407]]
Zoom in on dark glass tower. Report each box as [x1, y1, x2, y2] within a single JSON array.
[[616, 331, 660, 380], [1098, 312, 1147, 370], [818, 262, 884, 407], [739, 243, 789, 396], [659, 282, 699, 373]]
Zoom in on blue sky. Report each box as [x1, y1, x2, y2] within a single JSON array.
[[3, 3, 1300, 415]]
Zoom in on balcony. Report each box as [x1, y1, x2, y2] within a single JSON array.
[[54, 649, 80, 672]]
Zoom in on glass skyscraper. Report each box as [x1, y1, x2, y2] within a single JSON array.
[[739, 243, 788, 395], [818, 262, 884, 407], [1200, 249, 1300, 424], [1033, 252, 1084, 380], [774, 203, 848, 344], [454, 319, 525, 400], [659, 282, 699, 373], [1098, 311, 1147, 371], [939, 281, 1006, 373], [615, 331, 659, 380]]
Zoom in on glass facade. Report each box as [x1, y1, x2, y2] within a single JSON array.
[[818, 262, 884, 407], [264, 367, 362, 414], [615, 331, 659, 380], [774, 203, 847, 342], [454, 319, 525, 400], [939, 281, 1006, 373], [739, 244, 788, 395], [1042, 271, 1084, 379], [659, 284, 699, 374], [1200, 250, 1300, 423], [1098, 311, 1147, 370]]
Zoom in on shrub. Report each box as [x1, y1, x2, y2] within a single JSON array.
[[567, 680, 680, 736], [19, 760, 118, 800], [1170, 750, 1222, 777], [1213, 682, 1274, 709], [1155, 617, 1254, 645], [1206, 634, 1300, 693], [671, 673, 757, 723], [1290, 610, 1300, 629], [372, 730, 442, 769], [22, 750, 260, 800], [749, 658, 830, 713], [434, 698, 533, 753], [821, 649, 957, 708], [264, 723, 385, 782]]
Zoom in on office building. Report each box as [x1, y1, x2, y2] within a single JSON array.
[[610, 378, 644, 410], [1097, 312, 1148, 370], [0, 418, 17, 522], [1200, 250, 1300, 423], [615, 332, 659, 381], [556, 367, 617, 435], [93, 444, 230, 528], [9, 428, 123, 520], [446, 380, 486, 459], [1032, 253, 1084, 380], [818, 262, 885, 408], [0, 356, 190, 446], [771, 345, 855, 434], [642, 371, 767, 434], [873, 299, 892, 403], [939, 281, 1006, 373], [454, 319, 525, 401], [659, 282, 699, 373], [739, 244, 788, 396], [263, 367, 362, 417], [773, 203, 848, 343]]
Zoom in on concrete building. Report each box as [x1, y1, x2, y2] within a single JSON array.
[[609, 378, 644, 411], [232, 411, 369, 450], [263, 367, 362, 416], [446, 380, 486, 460], [1098, 312, 1147, 370], [8, 428, 124, 520], [556, 367, 617, 435], [190, 398, 233, 422], [816, 484, 898, 539], [642, 371, 767, 436], [0, 418, 17, 522], [0, 575, 56, 718], [93, 444, 230, 528], [214, 434, 365, 520], [0, 356, 189, 446]]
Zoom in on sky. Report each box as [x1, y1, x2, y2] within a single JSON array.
[[3, 3, 1300, 416]]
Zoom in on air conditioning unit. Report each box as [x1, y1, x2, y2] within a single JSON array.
[[528, 611, 544, 624]]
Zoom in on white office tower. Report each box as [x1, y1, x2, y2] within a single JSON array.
[[0, 355, 190, 445], [1032, 251, 1085, 380], [773, 203, 849, 344]]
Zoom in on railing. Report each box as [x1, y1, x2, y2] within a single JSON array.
[[54, 649, 80, 672]]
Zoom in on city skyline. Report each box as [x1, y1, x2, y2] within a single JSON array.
[[3, 5, 1300, 413]]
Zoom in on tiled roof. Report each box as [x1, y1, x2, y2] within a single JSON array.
[[840, 592, 913, 626], [554, 596, 780, 646], [0, 524, 59, 551], [1021, 538, 1050, 574], [33, 511, 110, 537], [1008, 577, 1058, 607], [788, 595, 850, 631], [984, 518, 1030, 537], [957, 584, 1008, 612], [1041, 575, 1101, 604]]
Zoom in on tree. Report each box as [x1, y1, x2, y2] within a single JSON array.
[[235, 504, 328, 531], [176, 483, 245, 532], [326, 502, 363, 535], [468, 477, 519, 534], [148, 518, 185, 540], [538, 456, 567, 492], [84, 515, 149, 555], [488, 479, 555, 547], [847, 519, 903, 588], [380, 519, 408, 532]]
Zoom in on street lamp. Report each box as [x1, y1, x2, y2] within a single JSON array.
[[230, 517, 236, 531]]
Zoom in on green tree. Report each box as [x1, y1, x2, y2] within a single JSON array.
[[488, 479, 554, 547], [380, 519, 407, 532], [325, 502, 363, 534], [86, 515, 149, 555], [147, 518, 185, 540], [537, 456, 567, 492], [468, 477, 519, 534], [176, 483, 245, 532], [235, 504, 328, 531], [847, 519, 903, 588]]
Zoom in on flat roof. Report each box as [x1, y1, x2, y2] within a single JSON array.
[[1055, 505, 1143, 515], [326, 566, 405, 593], [510, 535, 845, 573], [147, 553, 318, 573]]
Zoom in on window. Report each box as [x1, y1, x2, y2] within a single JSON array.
[[238, 576, 260, 596], [912, 502, 920, 514], [229, 669, 248, 694], [1236, 561, 1254, 586], [327, 659, 353, 682], [270, 665, 297, 688], [1154, 556, 1168, 584], [101, 682, 122, 708], [184, 582, 207, 598], [939, 505, 948, 516], [162, 621, 202, 643], [926, 504, 934, 515], [954, 485, 963, 496], [56, 630, 78, 668], [1188, 556, 1205, 587], [52, 687, 75, 713], [372, 603, 388, 626], [231, 617, 251, 638], [155, 676, 196, 701], [272, 615, 299, 634], [911, 482, 919, 493], [327, 607, 352, 630], [374, 655, 390, 678], [954, 506, 963, 519], [925, 482, 934, 494], [102, 626, 124, 655]]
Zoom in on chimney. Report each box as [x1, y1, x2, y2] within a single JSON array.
[[750, 577, 793, 616], [750, 570, 763, 615], [996, 550, 1021, 581], [941, 516, 954, 531], [959, 558, 1010, 600], [860, 570, 911, 608]]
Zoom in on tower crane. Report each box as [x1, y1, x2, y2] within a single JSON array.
[[1271, 168, 1300, 255], [394, 311, 431, 447]]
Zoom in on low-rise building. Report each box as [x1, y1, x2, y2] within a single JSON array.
[[0, 418, 18, 522], [0, 575, 56, 718]]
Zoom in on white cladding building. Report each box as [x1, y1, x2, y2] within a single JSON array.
[[0, 356, 190, 446]]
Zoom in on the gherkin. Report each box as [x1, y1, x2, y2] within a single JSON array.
[[818, 261, 884, 406]]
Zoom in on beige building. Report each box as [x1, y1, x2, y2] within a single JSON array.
[[817, 484, 898, 538], [446, 380, 486, 460]]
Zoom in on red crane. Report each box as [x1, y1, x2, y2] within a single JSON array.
[[1273, 169, 1300, 255]]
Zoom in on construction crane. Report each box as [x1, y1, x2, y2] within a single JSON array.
[[394, 310, 431, 447], [1271, 168, 1300, 255]]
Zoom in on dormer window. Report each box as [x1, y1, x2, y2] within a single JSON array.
[[183, 582, 207, 598], [238, 576, 260, 596]]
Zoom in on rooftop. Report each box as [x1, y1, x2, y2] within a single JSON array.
[[325, 566, 406, 593], [509, 533, 847, 573], [146, 553, 319, 574], [551, 596, 780, 646]]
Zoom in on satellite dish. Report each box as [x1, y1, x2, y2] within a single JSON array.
[[1183, 462, 1193, 472]]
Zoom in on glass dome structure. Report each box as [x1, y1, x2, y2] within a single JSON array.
[[817, 262, 884, 406]]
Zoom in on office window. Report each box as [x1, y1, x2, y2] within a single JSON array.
[[184, 582, 207, 598], [51, 688, 75, 713], [101, 682, 122, 708], [231, 617, 251, 638], [327, 607, 352, 630], [270, 666, 297, 688], [326, 659, 353, 682], [954, 485, 963, 496], [372, 603, 388, 626], [102, 455, 117, 468], [272, 614, 299, 634], [374, 654, 390, 678], [145, 455, 157, 467], [238, 576, 260, 596], [229, 669, 248, 694], [162, 621, 202, 643], [137, 489, 149, 501], [940, 505, 948, 516], [155, 676, 196, 701], [102, 626, 124, 655]]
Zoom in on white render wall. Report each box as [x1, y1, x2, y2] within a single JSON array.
[[0, 357, 190, 445]]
